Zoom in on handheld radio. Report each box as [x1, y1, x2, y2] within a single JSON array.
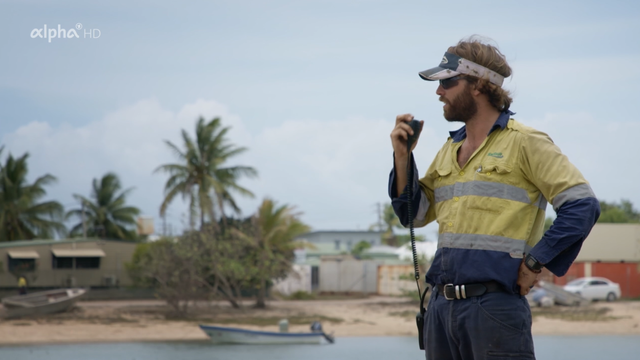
[[405, 119, 429, 350]]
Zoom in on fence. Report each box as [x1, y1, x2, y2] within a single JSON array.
[[319, 258, 378, 294], [272, 264, 312, 296], [377, 264, 417, 296]]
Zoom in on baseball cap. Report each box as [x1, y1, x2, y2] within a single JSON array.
[[419, 52, 505, 87]]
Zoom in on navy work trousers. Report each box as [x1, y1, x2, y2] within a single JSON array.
[[423, 287, 535, 360]]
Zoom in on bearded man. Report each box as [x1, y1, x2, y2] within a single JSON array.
[[388, 37, 600, 360]]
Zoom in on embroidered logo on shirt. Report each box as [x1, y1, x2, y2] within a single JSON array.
[[487, 152, 503, 158]]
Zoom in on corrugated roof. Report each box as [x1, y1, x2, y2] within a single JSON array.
[[0, 238, 136, 249], [51, 249, 106, 257]]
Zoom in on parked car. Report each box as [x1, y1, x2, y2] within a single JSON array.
[[563, 277, 621, 302]]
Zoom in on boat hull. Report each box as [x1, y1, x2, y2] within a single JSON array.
[[1, 288, 87, 319], [199, 324, 325, 344]]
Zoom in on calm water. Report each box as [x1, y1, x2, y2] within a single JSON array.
[[0, 336, 638, 360]]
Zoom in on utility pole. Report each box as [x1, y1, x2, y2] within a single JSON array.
[[377, 202, 383, 231]]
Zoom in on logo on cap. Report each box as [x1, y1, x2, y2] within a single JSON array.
[[441, 56, 448, 64]]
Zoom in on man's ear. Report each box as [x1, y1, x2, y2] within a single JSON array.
[[469, 82, 482, 97]]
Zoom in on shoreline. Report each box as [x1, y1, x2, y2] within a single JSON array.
[[1, 297, 639, 346]]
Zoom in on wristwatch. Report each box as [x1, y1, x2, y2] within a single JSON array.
[[524, 253, 543, 273]]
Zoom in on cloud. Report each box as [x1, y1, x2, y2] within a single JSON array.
[[520, 111, 640, 210], [2, 98, 436, 235], [3, 98, 636, 239], [1, 98, 248, 233]]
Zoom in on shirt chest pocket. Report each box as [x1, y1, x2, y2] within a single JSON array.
[[475, 160, 514, 184], [428, 163, 452, 181]]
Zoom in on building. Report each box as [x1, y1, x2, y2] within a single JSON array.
[[291, 231, 414, 294], [295, 230, 384, 253], [0, 238, 138, 289], [554, 223, 640, 298]]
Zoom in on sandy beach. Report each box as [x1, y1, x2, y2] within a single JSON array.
[[0, 296, 639, 345]]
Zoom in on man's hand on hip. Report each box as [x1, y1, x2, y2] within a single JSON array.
[[517, 260, 539, 296]]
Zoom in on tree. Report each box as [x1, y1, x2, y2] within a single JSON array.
[[126, 199, 310, 313], [127, 223, 256, 314], [351, 240, 372, 259], [236, 198, 310, 308], [396, 233, 426, 246], [155, 117, 258, 230], [66, 173, 141, 240], [371, 203, 428, 246], [371, 203, 410, 246], [0, 148, 66, 241], [598, 199, 640, 223], [544, 217, 554, 232]]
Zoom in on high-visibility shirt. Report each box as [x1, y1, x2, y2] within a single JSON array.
[[389, 111, 600, 293], [18, 277, 27, 287]]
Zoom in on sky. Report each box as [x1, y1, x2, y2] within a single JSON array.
[[1, 0, 639, 240]]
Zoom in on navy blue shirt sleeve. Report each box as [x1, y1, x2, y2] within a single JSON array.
[[388, 153, 423, 227], [528, 197, 601, 276]]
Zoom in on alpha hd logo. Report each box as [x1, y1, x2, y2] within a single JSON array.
[[30, 23, 101, 43]]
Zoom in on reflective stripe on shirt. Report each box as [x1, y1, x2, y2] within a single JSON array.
[[552, 183, 596, 211], [438, 232, 532, 258], [415, 190, 430, 223], [434, 180, 542, 209]]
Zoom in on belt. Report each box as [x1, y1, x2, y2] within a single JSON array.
[[436, 281, 504, 300]]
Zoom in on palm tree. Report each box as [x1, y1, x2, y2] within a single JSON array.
[[238, 198, 310, 308], [155, 117, 258, 229], [371, 203, 403, 246], [66, 172, 140, 240], [381, 203, 403, 246], [0, 148, 66, 241]]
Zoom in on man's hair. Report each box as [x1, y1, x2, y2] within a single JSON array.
[[448, 37, 513, 111]]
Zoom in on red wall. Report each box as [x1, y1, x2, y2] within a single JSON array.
[[554, 262, 640, 298]]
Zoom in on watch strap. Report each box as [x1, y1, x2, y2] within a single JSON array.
[[524, 253, 543, 273]]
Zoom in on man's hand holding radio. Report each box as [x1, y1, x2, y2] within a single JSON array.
[[391, 113, 423, 195]]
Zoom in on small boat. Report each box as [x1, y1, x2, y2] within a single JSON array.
[[1, 288, 87, 319], [199, 321, 335, 345], [535, 280, 590, 307]]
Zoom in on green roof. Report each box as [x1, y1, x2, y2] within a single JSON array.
[[304, 242, 349, 257]]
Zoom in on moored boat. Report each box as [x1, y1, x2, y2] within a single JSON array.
[[199, 322, 335, 345], [1, 288, 87, 319]]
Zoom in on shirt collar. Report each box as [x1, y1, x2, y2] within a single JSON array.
[[449, 110, 515, 143]]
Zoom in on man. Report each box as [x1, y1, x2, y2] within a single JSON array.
[[18, 276, 27, 295], [388, 37, 600, 359]]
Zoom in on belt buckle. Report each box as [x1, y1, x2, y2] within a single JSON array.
[[443, 284, 456, 300], [443, 284, 467, 300]]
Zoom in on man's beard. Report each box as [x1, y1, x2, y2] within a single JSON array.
[[442, 85, 477, 123]]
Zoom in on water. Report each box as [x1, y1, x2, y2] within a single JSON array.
[[0, 336, 638, 360]]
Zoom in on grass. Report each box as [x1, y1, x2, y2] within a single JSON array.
[[286, 291, 317, 300], [11, 321, 33, 326]]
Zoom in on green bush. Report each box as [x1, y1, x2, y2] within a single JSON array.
[[287, 290, 316, 300]]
